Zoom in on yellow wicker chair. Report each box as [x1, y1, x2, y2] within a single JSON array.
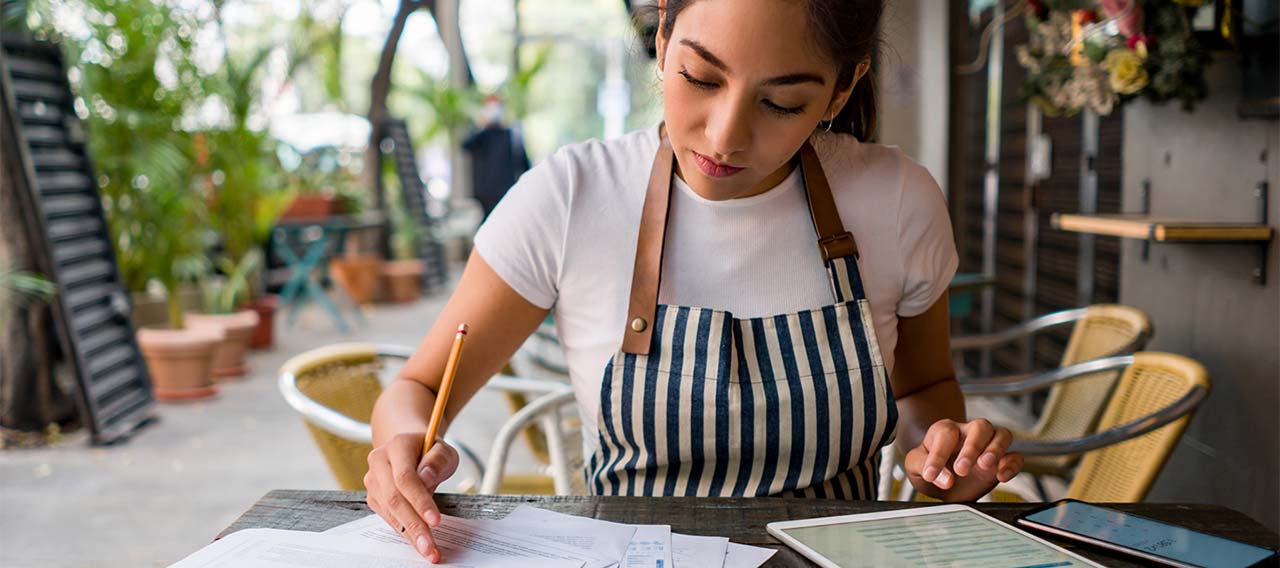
[[963, 352, 1210, 502], [278, 343, 576, 494], [952, 305, 1152, 484]]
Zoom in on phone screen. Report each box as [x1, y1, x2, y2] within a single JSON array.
[[1022, 501, 1275, 568]]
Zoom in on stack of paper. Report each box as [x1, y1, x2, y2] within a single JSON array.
[[169, 505, 776, 568]]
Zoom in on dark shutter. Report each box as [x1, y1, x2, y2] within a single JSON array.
[[0, 36, 154, 444], [382, 118, 449, 293], [947, 13, 1123, 375]]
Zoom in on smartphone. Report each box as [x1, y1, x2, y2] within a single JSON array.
[[1015, 499, 1278, 568]]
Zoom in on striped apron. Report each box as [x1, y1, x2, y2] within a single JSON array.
[[585, 133, 898, 499]]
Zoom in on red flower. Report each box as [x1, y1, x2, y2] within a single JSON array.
[[1027, 0, 1049, 20]]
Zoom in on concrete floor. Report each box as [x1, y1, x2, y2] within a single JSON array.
[[0, 289, 541, 568]]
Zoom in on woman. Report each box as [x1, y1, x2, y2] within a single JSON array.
[[367, 0, 1024, 562]]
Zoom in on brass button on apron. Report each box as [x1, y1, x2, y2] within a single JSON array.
[[630, 317, 647, 332]]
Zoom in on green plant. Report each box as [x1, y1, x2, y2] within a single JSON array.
[[386, 185, 421, 261], [403, 70, 482, 146], [501, 45, 554, 121], [40, 0, 212, 328], [0, 265, 56, 327], [200, 250, 262, 315]]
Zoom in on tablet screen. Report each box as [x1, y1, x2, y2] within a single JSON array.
[[780, 508, 1091, 568], [1023, 500, 1275, 568]]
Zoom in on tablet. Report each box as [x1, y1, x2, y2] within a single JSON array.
[[767, 504, 1105, 568]]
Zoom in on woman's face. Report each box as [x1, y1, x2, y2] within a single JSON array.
[[656, 0, 864, 201]]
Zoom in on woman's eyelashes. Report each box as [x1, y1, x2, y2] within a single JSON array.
[[677, 69, 807, 116]]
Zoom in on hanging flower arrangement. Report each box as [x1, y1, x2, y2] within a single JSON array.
[[1016, 0, 1211, 116]]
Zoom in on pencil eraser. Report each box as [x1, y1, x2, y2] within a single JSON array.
[[457, 323, 469, 335]]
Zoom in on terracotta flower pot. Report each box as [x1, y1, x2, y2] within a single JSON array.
[[186, 310, 260, 380], [382, 259, 425, 303], [281, 195, 338, 220], [330, 255, 384, 305], [137, 325, 224, 402], [246, 295, 279, 350]]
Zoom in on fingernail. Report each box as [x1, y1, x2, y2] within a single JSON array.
[[426, 510, 439, 526], [937, 469, 951, 486], [999, 469, 1013, 481], [419, 465, 436, 482], [979, 453, 997, 469], [955, 458, 970, 475], [417, 536, 430, 556], [923, 466, 939, 481]]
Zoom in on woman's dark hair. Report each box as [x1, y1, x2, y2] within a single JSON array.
[[636, 0, 884, 141]]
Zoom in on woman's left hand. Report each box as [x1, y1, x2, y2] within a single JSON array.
[[903, 418, 1023, 501]]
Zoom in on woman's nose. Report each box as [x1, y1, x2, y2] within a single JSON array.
[[704, 98, 751, 160]]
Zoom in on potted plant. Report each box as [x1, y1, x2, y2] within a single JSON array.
[[330, 253, 385, 305], [199, 33, 300, 350], [126, 177, 223, 401], [51, 0, 225, 402], [382, 195, 425, 303], [187, 252, 261, 379], [324, 168, 384, 304]]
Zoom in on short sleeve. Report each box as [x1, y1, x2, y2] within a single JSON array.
[[895, 161, 960, 317], [472, 149, 572, 310]]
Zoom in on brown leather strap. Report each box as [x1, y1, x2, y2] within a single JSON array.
[[799, 142, 859, 263], [620, 135, 675, 355], [621, 136, 858, 355]]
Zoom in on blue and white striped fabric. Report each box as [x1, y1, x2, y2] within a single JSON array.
[[586, 255, 899, 499]]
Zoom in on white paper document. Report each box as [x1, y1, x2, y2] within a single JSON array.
[[724, 541, 777, 568], [619, 525, 672, 568], [325, 513, 604, 568], [503, 504, 771, 568], [500, 505, 640, 563], [167, 528, 576, 568], [672, 533, 729, 568]]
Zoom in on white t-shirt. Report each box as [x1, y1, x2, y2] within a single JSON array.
[[474, 124, 958, 450]]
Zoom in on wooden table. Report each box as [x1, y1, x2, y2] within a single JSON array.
[[221, 490, 1279, 567]]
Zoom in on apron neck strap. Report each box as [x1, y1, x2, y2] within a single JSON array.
[[621, 130, 859, 355]]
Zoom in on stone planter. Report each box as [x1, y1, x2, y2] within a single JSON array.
[[330, 255, 384, 305], [186, 310, 260, 380], [382, 259, 425, 303], [246, 295, 279, 350], [137, 325, 224, 402]]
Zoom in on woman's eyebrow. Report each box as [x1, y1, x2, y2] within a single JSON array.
[[679, 39, 827, 87]]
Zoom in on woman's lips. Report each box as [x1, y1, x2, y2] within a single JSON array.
[[692, 151, 745, 178]]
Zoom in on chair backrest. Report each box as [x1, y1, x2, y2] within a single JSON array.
[[1031, 305, 1152, 441], [281, 344, 384, 491], [1067, 352, 1209, 502]]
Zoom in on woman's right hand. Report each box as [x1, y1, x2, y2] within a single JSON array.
[[364, 433, 460, 563]]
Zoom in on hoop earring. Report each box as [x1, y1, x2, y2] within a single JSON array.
[[819, 118, 834, 133], [655, 67, 664, 82]]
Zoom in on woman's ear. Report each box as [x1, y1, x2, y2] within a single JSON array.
[[654, 14, 668, 74], [824, 59, 871, 119]]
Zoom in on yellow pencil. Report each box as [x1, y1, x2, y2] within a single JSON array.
[[424, 323, 468, 458]]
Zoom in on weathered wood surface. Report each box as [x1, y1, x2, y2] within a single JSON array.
[[219, 490, 1279, 567]]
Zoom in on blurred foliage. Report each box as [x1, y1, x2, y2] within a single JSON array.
[[0, 265, 57, 327], [39, 0, 211, 329], [500, 44, 553, 121], [200, 248, 261, 314]]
